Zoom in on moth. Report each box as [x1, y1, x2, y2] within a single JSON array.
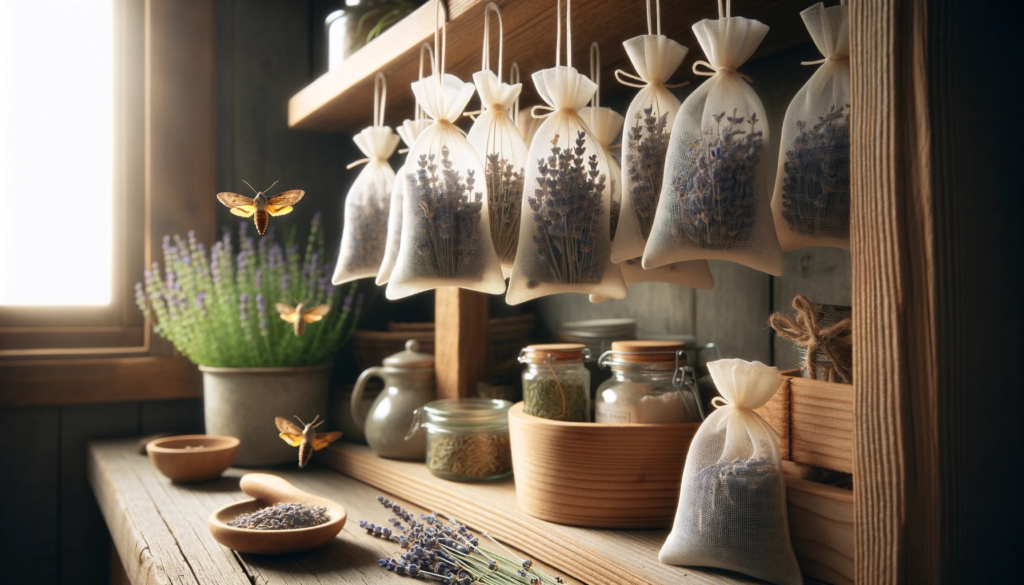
[[275, 415, 342, 468], [216, 180, 305, 235], [275, 302, 331, 337]]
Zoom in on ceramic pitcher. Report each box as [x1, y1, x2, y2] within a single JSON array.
[[351, 340, 434, 460]]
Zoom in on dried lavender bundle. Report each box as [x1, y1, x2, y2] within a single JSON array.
[[407, 148, 488, 281], [627, 106, 671, 240], [338, 198, 389, 271], [386, 72, 506, 300], [643, 15, 783, 276], [484, 153, 525, 264], [363, 497, 566, 585], [780, 104, 850, 238], [771, 3, 851, 251], [228, 503, 329, 530], [524, 132, 608, 287], [669, 110, 763, 250], [333, 125, 399, 285]]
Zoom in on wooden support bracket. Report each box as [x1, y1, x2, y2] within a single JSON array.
[[434, 288, 488, 400]]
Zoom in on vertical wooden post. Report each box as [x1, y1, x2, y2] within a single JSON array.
[[434, 288, 488, 400]]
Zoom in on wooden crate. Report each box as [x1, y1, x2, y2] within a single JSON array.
[[757, 371, 855, 474]]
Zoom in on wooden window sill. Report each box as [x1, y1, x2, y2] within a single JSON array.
[[0, 356, 201, 407]]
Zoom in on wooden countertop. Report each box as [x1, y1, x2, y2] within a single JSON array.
[[88, 439, 579, 585]]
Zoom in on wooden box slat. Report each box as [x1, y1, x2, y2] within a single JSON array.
[[757, 372, 855, 474]]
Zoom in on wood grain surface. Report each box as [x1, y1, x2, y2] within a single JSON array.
[[435, 287, 489, 399], [785, 476, 854, 585], [89, 439, 578, 585], [508, 402, 699, 528], [322, 442, 843, 585]]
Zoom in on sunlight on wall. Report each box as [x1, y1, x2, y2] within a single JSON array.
[[0, 0, 114, 306]]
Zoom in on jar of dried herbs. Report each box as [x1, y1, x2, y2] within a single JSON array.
[[595, 340, 703, 424], [518, 344, 590, 422], [409, 398, 513, 481]]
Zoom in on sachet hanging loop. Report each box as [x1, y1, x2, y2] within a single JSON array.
[[554, 0, 573, 68], [416, 42, 435, 122], [646, 0, 661, 35], [433, 0, 448, 85], [481, 2, 504, 83], [691, 60, 753, 83], [374, 71, 387, 127], [509, 61, 520, 125], [590, 41, 601, 108]]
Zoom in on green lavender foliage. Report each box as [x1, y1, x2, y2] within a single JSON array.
[[135, 216, 364, 368], [527, 132, 607, 287], [485, 152, 525, 264], [410, 147, 487, 279], [781, 103, 851, 238], [627, 106, 671, 239], [671, 109, 763, 249]]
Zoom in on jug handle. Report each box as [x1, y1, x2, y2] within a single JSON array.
[[351, 367, 385, 432]]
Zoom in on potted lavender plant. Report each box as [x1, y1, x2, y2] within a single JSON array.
[[136, 214, 364, 466]]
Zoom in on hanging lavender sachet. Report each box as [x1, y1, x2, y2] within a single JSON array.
[[506, 0, 625, 304], [333, 73, 400, 285], [466, 4, 529, 278], [642, 1, 784, 276], [771, 2, 850, 252], [377, 44, 434, 286], [386, 4, 505, 300], [610, 0, 690, 264], [584, 42, 713, 303]]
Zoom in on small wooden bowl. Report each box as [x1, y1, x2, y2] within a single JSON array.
[[146, 435, 240, 483], [209, 474, 346, 554], [508, 402, 700, 529]]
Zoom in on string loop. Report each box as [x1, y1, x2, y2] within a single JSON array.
[[555, 0, 573, 68], [692, 59, 753, 83], [646, 0, 661, 35], [481, 2, 504, 83], [589, 42, 600, 108], [530, 105, 556, 119], [433, 0, 448, 84], [614, 69, 689, 89], [373, 72, 387, 127], [417, 42, 435, 121], [509, 61, 521, 126], [717, 0, 732, 19]]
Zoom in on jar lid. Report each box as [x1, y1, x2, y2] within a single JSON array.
[[561, 318, 637, 339], [383, 339, 434, 368], [519, 343, 589, 364], [609, 340, 687, 364]]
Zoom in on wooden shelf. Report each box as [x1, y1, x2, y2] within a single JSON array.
[[290, 0, 815, 133], [322, 442, 854, 585]]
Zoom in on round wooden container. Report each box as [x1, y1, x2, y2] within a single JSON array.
[[507, 402, 700, 528]]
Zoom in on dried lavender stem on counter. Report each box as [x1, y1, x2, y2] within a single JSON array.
[[627, 106, 671, 240], [339, 198, 389, 270], [526, 132, 608, 287], [781, 103, 851, 238], [484, 152, 525, 264], [427, 433, 512, 480], [228, 503, 329, 530], [670, 109, 763, 250], [408, 146, 487, 280]]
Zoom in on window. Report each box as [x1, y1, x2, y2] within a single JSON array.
[[0, 0, 115, 306], [0, 0, 146, 356]]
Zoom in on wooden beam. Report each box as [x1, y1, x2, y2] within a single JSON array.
[[434, 288, 488, 400], [0, 356, 201, 407]]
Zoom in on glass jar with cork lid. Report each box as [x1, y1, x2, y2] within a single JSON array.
[[595, 341, 704, 424], [518, 344, 591, 422]]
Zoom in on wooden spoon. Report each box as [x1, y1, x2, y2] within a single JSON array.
[[208, 473, 347, 554]]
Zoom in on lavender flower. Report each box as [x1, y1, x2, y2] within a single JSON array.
[[255, 269, 263, 289], [256, 293, 268, 337], [239, 293, 249, 327]]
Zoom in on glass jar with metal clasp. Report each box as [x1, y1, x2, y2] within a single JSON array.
[[518, 344, 591, 422], [594, 341, 705, 424]]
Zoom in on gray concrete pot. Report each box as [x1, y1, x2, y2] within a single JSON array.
[[199, 365, 331, 467]]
